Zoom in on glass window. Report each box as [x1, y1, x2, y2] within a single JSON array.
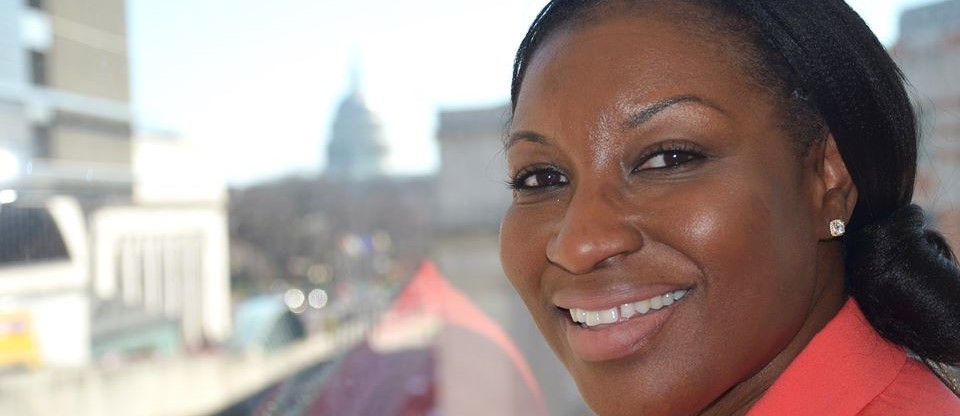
[[29, 50, 46, 86], [0, 206, 69, 264], [0, 1, 956, 415]]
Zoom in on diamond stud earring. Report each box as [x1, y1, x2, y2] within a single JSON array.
[[829, 219, 846, 237]]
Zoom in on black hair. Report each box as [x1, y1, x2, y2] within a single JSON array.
[[510, 0, 960, 366]]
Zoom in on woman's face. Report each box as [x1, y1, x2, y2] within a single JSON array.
[[501, 10, 843, 416]]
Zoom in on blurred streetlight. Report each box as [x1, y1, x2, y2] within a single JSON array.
[[0, 189, 17, 204], [284, 288, 307, 314]]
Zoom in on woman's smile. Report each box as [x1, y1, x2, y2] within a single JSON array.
[[558, 285, 692, 362], [566, 288, 690, 328]]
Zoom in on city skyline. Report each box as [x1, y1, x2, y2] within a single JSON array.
[[128, 0, 944, 186]]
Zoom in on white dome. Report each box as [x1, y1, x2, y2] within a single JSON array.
[[325, 83, 390, 181]]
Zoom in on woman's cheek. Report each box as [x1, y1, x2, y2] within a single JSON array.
[[499, 206, 545, 296]]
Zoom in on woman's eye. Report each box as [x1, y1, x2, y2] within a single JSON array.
[[511, 168, 569, 190], [636, 149, 703, 171]]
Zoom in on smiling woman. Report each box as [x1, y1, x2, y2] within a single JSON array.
[[499, 0, 960, 415]]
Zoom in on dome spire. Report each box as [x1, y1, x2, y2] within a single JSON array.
[[348, 53, 364, 100]]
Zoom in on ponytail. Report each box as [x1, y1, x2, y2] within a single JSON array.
[[845, 204, 960, 365]]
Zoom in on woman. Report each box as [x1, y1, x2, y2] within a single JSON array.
[[498, 0, 960, 414]]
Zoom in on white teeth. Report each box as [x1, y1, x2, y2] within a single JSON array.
[[635, 299, 651, 314], [662, 292, 675, 306], [586, 311, 601, 326], [568, 289, 688, 328], [598, 308, 618, 324], [570, 308, 587, 322]]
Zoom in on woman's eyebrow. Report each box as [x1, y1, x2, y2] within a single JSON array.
[[622, 94, 727, 130], [505, 95, 727, 150], [505, 130, 550, 150]]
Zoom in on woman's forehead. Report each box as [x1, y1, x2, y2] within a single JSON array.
[[513, 13, 764, 129], [512, 0, 778, 117]]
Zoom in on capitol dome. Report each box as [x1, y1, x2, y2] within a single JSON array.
[[325, 77, 390, 181]]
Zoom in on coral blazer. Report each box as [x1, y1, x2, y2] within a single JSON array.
[[748, 299, 960, 415]]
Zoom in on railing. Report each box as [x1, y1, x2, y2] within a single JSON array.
[[0, 321, 371, 416]]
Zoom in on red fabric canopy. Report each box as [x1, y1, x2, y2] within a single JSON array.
[[300, 260, 547, 416]]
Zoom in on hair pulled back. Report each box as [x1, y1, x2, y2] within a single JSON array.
[[510, 0, 960, 365]]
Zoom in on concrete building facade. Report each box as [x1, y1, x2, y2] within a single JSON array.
[[0, 0, 133, 200], [894, 0, 960, 249]]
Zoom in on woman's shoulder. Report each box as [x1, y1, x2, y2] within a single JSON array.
[[748, 299, 960, 415], [858, 358, 960, 415]]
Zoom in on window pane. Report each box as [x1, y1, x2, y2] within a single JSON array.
[[0, 206, 69, 264], [0, 1, 956, 415]]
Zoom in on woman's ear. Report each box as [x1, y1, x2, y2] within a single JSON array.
[[812, 133, 858, 240]]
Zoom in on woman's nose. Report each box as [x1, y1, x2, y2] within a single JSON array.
[[546, 187, 644, 275]]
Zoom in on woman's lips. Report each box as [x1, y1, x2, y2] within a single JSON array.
[[558, 288, 689, 362]]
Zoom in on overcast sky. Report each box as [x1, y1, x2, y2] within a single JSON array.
[[127, 0, 944, 186]]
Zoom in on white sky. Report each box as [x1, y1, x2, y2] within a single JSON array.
[[127, 0, 944, 186]]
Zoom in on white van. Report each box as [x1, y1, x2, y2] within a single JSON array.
[[0, 196, 90, 368]]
